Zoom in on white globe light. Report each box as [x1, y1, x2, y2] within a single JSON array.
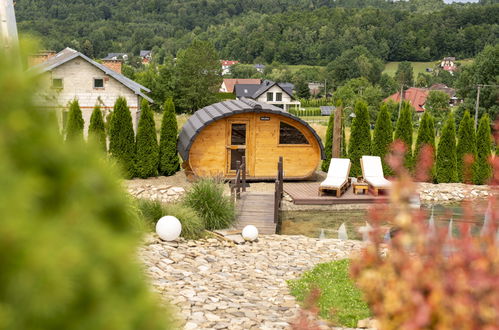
[[156, 216, 182, 241], [242, 225, 259, 241]]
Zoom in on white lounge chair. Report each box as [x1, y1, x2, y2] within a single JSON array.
[[360, 156, 391, 196], [319, 158, 351, 197]]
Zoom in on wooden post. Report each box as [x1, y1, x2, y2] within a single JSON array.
[[332, 105, 343, 158], [236, 160, 241, 199], [278, 156, 283, 198], [241, 156, 246, 192]]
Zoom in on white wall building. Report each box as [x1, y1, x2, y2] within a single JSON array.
[[30, 48, 152, 134]]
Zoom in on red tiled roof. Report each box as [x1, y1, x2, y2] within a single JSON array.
[[222, 78, 261, 93], [221, 60, 239, 66], [384, 88, 429, 112]]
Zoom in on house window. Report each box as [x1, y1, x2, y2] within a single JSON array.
[[94, 78, 104, 88], [279, 122, 309, 145], [276, 92, 282, 101], [52, 78, 63, 89], [266, 92, 273, 102]]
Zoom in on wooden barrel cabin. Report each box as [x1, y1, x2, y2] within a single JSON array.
[[178, 98, 325, 180]]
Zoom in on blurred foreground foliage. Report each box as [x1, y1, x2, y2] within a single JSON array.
[[0, 45, 173, 329], [350, 141, 499, 329]]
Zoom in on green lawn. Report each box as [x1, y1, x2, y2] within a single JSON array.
[[288, 259, 371, 328], [383, 59, 474, 79]]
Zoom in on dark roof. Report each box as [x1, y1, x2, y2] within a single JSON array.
[[320, 106, 336, 116], [102, 53, 128, 60], [140, 50, 152, 57], [251, 80, 294, 99], [177, 98, 325, 161], [30, 48, 152, 102], [234, 84, 261, 98]]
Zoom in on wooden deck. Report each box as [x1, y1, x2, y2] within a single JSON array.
[[284, 182, 389, 205], [234, 192, 277, 234]]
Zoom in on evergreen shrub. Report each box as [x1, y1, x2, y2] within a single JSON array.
[[394, 101, 413, 169], [436, 114, 458, 183], [321, 112, 334, 171], [88, 105, 107, 151], [136, 100, 159, 178], [456, 111, 476, 182], [372, 103, 393, 175], [473, 114, 492, 184], [159, 98, 180, 176], [348, 100, 371, 177], [414, 112, 436, 181], [109, 97, 136, 178], [65, 99, 84, 140]]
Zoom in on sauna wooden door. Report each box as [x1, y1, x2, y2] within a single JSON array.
[[226, 120, 249, 175]]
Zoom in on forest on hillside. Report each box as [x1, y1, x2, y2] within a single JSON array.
[[15, 0, 499, 64]]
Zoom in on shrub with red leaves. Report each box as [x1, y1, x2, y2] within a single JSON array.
[[350, 139, 499, 329]]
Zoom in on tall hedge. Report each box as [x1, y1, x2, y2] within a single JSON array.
[[415, 111, 436, 181], [456, 111, 477, 182], [65, 99, 84, 141], [136, 100, 159, 178], [394, 101, 413, 169], [372, 103, 393, 175], [473, 114, 492, 185], [321, 111, 334, 171], [158, 98, 180, 176], [108, 97, 136, 179], [0, 48, 172, 329], [348, 100, 371, 177], [88, 105, 107, 151], [436, 114, 457, 183]]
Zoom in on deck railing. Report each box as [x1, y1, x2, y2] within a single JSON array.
[[230, 156, 246, 200]]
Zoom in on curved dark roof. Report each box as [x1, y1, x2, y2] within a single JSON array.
[[178, 98, 325, 161]]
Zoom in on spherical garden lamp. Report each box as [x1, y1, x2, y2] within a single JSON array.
[[242, 225, 259, 241], [156, 216, 182, 241]]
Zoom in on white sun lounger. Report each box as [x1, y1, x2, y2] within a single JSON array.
[[360, 156, 391, 196], [319, 158, 351, 197]]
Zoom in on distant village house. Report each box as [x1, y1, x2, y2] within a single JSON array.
[[221, 60, 239, 75], [440, 57, 457, 72], [234, 80, 300, 111], [384, 84, 461, 113], [220, 78, 261, 93]]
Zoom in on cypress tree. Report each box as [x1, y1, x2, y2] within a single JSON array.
[[394, 101, 413, 169], [321, 111, 334, 171], [456, 111, 476, 182], [436, 113, 458, 183], [65, 99, 84, 141], [136, 100, 159, 178], [88, 105, 107, 152], [372, 103, 393, 175], [473, 114, 492, 185], [348, 100, 371, 177], [158, 98, 180, 176], [415, 111, 436, 181], [108, 97, 136, 179]]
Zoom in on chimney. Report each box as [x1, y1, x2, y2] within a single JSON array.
[[102, 59, 122, 74], [27, 50, 56, 67]]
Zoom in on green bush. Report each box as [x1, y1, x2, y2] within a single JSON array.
[[321, 111, 334, 171], [136, 100, 159, 178], [394, 101, 413, 169], [456, 111, 476, 182], [372, 103, 393, 175], [288, 259, 371, 327], [183, 178, 235, 230], [159, 98, 180, 176], [65, 99, 84, 141], [473, 114, 493, 185], [109, 97, 136, 178], [348, 100, 371, 177], [436, 113, 458, 183], [414, 111, 436, 181], [88, 105, 107, 151], [137, 199, 205, 239], [0, 48, 172, 329]]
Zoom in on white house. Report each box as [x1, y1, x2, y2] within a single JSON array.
[[234, 80, 300, 111], [29, 48, 152, 134]]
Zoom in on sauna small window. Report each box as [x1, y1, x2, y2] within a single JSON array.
[[231, 123, 246, 145], [279, 122, 309, 145]]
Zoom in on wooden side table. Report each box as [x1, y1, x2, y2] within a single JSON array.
[[353, 182, 369, 195]]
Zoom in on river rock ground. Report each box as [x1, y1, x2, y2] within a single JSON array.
[[139, 234, 363, 330]]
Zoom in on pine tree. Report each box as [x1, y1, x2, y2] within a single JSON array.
[[108, 97, 136, 179], [436, 113, 458, 183], [136, 100, 159, 178], [473, 114, 492, 185], [456, 111, 476, 182], [88, 105, 107, 152], [348, 100, 371, 177], [321, 111, 334, 171], [394, 101, 413, 169], [158, 98, 180, 176], [65, 99, 84, 140], [372, 103, 393, 175], [414, 111, 436, 181]]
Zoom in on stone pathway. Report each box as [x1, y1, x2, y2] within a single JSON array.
[[139, 235, 363, 329]]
